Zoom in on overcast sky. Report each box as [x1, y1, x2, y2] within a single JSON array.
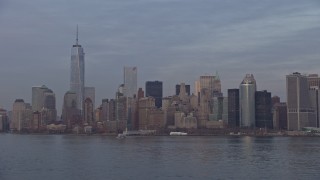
[[0, 0, 320, 113]]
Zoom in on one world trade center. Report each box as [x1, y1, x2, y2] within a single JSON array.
[[70, 26, 85, 111]]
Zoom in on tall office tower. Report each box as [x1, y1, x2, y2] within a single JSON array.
[[176, 84, 191, 96], [101, 99, 109, 122], [62, 91, 81, 129], [116, 85, 127, 124], [116, 96, 128, 131], [196, 74, 222, 98], [198, 88, 211, 128], [42, 89, 57, 124], [199, 75, 215, 97], [70, 27, 85, 111], [0, 108, 8, 131], [83, 98, 94, 126], [213, 72, 222, 97], [307, 74, 320, 87], [146, 81, 163, 108], [132, 88, 145, 130], [307, 74, 320, 128], [272, 96, 280, 106], [210, 96, 224, 121], [273, 103, 287, 130], [222, 98, 228, 123], [32, 85, 57, 124], [286, 72, 316, 130], [309, 86, 320, 128], [11, 99, 26, 131], [138, 97, 156, 130], [239, 74, 257, 128], [137, 88, 144, 99], [194, 80, 200, 96], [228, 89, 240, 127], [255, 90, 273, 129], [108, 99, 116, 121], [123, 66, 137, 98], [32, 85, 50, 111], [23, 103, 33, 130], [85, 87, 95, 109]]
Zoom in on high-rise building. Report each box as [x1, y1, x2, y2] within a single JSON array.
[[273, 102, 287, 130], [199, 75, 215, 98], [133, 88, 145, 130], [108, 99, 116, 122], [32, 85, 49, 111], [213, 72, 222, 97], [62, 91, 81, 129], [0, 108, 8, 132], [198, 88, 211, 128], [239, 74, 256, 128], [176, 84, 191, 96], [194, 80, 200, 97], [272, 96, 280, 106], [83, 98, 94, 126], [286, 72, 316, 130], [70, 27, 85, 111], [146, 81, 163, 108], [307, 74, 320, 128], [307, 74, 320, 87], [123, 66, 137, 98], [85, 87, 95, 109], [138, 97, 156, 130], [100, 99, 109, 122], [309, 86, 320, 128], [12, 99, 26, 131], [228, 89, 240, 127], [42, 89, 57, 124], [210, 96, 224, 121], [32, 85, 57, 125], [255, 90, 272, 129]]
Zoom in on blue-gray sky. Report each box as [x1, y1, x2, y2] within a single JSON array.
[[0, 0, 320, 113]]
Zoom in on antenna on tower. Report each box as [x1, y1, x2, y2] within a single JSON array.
[[76, 24, 79, 45]]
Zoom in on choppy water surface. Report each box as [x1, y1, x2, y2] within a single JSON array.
[[0, 134, 319, 180]]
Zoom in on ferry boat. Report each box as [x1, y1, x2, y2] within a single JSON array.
[[170, 132, 188, 136]]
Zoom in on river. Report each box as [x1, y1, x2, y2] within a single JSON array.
[[0, 134, 319, 180]]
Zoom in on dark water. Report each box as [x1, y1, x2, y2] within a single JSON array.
[[0, 134, 319, 180]]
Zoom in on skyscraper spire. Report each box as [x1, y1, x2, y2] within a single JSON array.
[[76, 24, 79, 45]]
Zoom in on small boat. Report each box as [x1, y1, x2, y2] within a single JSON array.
[[170, 132, 187, 136]]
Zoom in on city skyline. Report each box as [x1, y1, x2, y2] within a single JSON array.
[[1, 0, 320, 112]]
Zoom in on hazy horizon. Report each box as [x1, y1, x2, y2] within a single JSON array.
[[1, 0, 320, 113]]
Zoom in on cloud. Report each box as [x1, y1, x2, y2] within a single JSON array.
[[0, 0, 320, 112]]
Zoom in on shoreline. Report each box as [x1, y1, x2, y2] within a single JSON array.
[[1, 131, 319, 137]]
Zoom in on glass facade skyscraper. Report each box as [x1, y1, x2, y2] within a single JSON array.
[[123, 66, 137, 98], [70, 28, 85, 111], [239, 74, 256, 128], [228, 89, 240, 127], [146, 81, 163, 108], [255, 90, 272, 129]]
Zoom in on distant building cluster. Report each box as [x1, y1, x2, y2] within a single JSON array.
[[1, 33, 319, 134]]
